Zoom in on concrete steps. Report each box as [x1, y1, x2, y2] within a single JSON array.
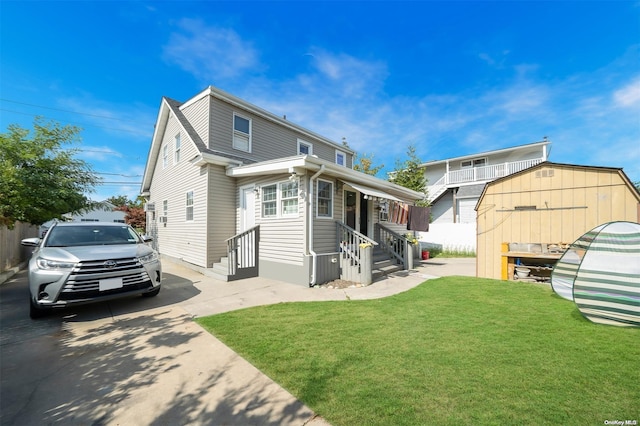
[[205, 257, 230, 282]]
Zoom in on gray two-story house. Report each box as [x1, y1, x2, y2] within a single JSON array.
[[419, 140, 551, 253], [141, 86, 424, 286]]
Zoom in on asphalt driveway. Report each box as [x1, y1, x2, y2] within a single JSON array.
[[0, 258, 475, 426]]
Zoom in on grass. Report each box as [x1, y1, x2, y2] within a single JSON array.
[[427, 247, 476, 258], [196, 277, 640, 425]]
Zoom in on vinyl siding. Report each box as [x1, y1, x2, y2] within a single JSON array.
[[238, 174, 307, 266], [206, 165, 237, 267], [148, 114, 209, 267], [313, 177, 342, 253], [208, 96, 352, 166], [180, 95, 211, 147]]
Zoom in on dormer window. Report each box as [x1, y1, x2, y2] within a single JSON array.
[[233, 113, 251, 152], [298, 139, 313, 155]]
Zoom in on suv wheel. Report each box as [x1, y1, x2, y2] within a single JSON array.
[[29, 298, 48, 319], [142, 286, 161, 298]]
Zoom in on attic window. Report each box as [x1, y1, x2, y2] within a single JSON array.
[[514, 205, 537, 211]]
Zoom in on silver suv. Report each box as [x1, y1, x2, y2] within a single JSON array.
[[21, 222, 162, 318]]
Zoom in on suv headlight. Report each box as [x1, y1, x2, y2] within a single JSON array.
[[36, 257, 76, 270], [138, 252, 159, 264]]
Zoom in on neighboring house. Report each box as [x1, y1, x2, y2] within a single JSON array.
[[419, 140, 551, 252], [140, 86, 425, 286], [476, 162, 640, 280], [40, 201, 126, 235]]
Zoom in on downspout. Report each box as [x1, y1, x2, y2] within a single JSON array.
[[308, 165, 325, 286]]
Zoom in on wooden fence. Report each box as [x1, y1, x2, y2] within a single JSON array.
[[0, 222, 38, 273]]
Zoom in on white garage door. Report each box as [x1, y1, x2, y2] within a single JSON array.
[[457, 199, 477, 223]]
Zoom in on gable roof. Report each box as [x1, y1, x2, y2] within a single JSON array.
[[476, 161, 640, 209], [141, 86, 356, 195], [421, 139, 551, 167]]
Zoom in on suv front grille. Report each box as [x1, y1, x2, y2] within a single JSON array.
[[59, 257, 152, 301]]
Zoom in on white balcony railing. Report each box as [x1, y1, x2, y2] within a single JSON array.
[[428, 158, 544, 201]]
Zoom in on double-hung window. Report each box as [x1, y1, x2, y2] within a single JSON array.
[[335, 150, 346, 167], [233, 113, 251, 152], [175, 133, 181, 163], [317, 179, 333, 218], [162, 145, 169, 168], [261, 181, 299, 218], [280, 181, 298, 215], [185, 191, 194, 221], [262, 185, 278, 217]]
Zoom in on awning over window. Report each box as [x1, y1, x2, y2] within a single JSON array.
[[341, 180, 401, 202]]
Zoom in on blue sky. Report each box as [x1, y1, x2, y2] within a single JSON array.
[[2, 1, 639, 201]]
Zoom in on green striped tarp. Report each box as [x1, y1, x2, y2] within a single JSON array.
[[551, 221, 640, 327]]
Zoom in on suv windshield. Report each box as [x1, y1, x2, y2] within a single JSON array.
[[44, 225, 141, 247]]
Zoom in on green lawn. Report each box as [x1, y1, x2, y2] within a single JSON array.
[[196, 277, 640, 426]]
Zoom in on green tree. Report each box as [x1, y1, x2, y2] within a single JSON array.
[[106, 195, 130, 207], [389, 144, 429, 206], [108, 195, 147, 231], [353, 152, 384, 176], [0, 119, 100, 228]]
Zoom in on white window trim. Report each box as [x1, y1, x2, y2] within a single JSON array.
[[280, 180, 299, 217], [175, 133, 181, 163], [297, 139, 313, 155], [260, 180, 300, 218], [316, 179, 333, 219], [162, 145, 169, 168], [185, 190, 194, 221], [233, 112, 252, 153], [335, 149, 346, 167], [160, 199, 168, 223], [461, 157, 487, 168]]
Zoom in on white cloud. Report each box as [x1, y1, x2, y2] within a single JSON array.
[[163, 19, 260, 82], [160, 23, 639, 180], [613, 77, 640, 107]]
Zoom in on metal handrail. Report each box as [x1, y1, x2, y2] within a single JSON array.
[[225, 225, 260, 276], [375, 223, 411, 269]]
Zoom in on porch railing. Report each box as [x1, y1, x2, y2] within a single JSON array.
[[374, 223, 413, 270], [225, 225, 259, 280], [336, 222, 378, 285], [428, 158, 544, 201]]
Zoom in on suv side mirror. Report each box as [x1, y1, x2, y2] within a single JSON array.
[[21, 238, 41, 247], [141, 235, 153, 243]]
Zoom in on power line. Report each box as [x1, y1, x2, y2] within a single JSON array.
[[96, 172, 143, 177], [99, 182, 142, 185], [0, 98, 140, 123], [0, 108, 151, 136]]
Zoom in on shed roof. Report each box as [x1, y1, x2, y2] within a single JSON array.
[[475, 161, 640, 210]]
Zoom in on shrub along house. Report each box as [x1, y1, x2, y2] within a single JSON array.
[[140, 86, 425, 286]]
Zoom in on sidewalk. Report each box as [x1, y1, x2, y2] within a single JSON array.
[[2, 258, 475, 426]]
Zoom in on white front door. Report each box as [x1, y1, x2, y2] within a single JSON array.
[[240, 186, 256, 231]]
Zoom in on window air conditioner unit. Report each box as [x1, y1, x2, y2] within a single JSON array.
[[159, 216, 167, 223]]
